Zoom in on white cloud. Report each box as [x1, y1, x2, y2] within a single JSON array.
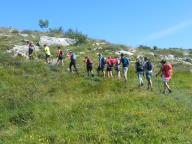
[[142, 20, 192, 43]]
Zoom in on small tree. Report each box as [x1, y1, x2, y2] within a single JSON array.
[[153, 46, 158, 50], [39, 19, 49, 31]]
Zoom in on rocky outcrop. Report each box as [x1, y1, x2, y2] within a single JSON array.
[[115, 50, 134, 56], [7, 45, 39, 58], [39, 36, 77, 46]]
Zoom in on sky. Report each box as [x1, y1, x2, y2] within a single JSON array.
[[0, 0, 192, 48]]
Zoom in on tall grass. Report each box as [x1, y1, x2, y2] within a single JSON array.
[[0, 50, 192, 144]]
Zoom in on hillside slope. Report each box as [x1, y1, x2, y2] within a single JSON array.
[[0, 28, 192, 144]]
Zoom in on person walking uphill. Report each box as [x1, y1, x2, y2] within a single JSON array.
[[135, 57, 144, 87], [28, 42, 35, 60], [44, 44, 51, 64], [144, 57, 153, 90], [156, 60, 173, 94], [114, 57, 121, 80], [56, 46, 64, 65], [84, 56, 93, 76], [120, 53, 130, 82], [97, 53, 106, 77], [69, 51, 78, 73], [106, 56, 114, 77]]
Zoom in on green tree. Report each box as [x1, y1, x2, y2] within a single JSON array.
[[153, 46, 158, 50], [39, 19, 49, 31]]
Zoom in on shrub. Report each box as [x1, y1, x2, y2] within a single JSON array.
[[9, 112, 34, 126], [138, 45, 151, 50], [64, 29, 87, 44]]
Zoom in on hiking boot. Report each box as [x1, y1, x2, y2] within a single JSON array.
[[168, 89, 172, 93]]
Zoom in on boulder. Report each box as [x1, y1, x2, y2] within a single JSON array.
[[183, 61, 192, 65], [19, 33, 28, 37], [7, 45, 39, 58], [115, 50, 134, 56], [148, 52, 155, 56], [39, 36, 77, 46], [166, 54, 175, 60]]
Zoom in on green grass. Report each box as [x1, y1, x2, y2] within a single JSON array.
[[0, 52, 192, 144], [0, 28, 192, 143]]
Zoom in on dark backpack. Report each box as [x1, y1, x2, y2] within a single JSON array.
[[122, 57, 129, 67], [71, 53, 77, 60], [101, 57, 106, 66], [146, 61, 153, 71], [136, 61, 143, 72]]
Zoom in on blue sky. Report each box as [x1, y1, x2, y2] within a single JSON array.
[[0, 0, 192, 48]]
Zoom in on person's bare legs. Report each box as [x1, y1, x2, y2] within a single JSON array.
[[110, 71, 113, 77], [103, 71, 106, 78], [117, 71, 121, 80], [148, 79, 153, 90], [107, 71, 109, 77], [163, 82, 171, 94], [124, 67, 128, 82]]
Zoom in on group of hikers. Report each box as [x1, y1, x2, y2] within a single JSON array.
[[27, 42, 173, 94]]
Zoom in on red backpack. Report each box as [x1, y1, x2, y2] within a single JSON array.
[[87, 58, 93, 64], [162, 64, 173, 77], [59, 50, 64, 57], [112, 58, 118, 65]]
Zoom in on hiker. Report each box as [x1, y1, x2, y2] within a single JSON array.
[[28, 42, 35, 60], [156, 60, 173, 94], [114, 57, 121, 80], [120, 53, 130, 82], [56, 46, 64, 65], [135, 57, 144, 87], [84, 56, 93, 76], [69, 51, 78, 73], [106, 56, 113, 77], [97, 53, 106, 77], [143, 57, 153, 90], [44, 44, 51, 64]]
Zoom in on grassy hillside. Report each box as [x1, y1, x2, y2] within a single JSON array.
[[0, 52, 192, 144], [0, 28, 192, 143]]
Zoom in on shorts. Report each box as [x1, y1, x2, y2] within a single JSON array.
[[115, 65, 120, 72], [146, 71, 152, 81], [123, 67, 128, 74], [107, 65, 113, 71], [97, 65, 105, 72], [87, 64, 93, 72], [58, 56, 64, 60], [162, 75, 171, 83]]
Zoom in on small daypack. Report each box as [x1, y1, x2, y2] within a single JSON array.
[[112, 58, 118, 65], [122, 57, 129, 67], [72, 53, 77, 60], [136, 61, 143, 72], [87, 58, 93, 64], [59, 51, 64, 57], [163, 64, 173, 77], [146, 61, 153, 71], [101, 57, 106, 66]]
